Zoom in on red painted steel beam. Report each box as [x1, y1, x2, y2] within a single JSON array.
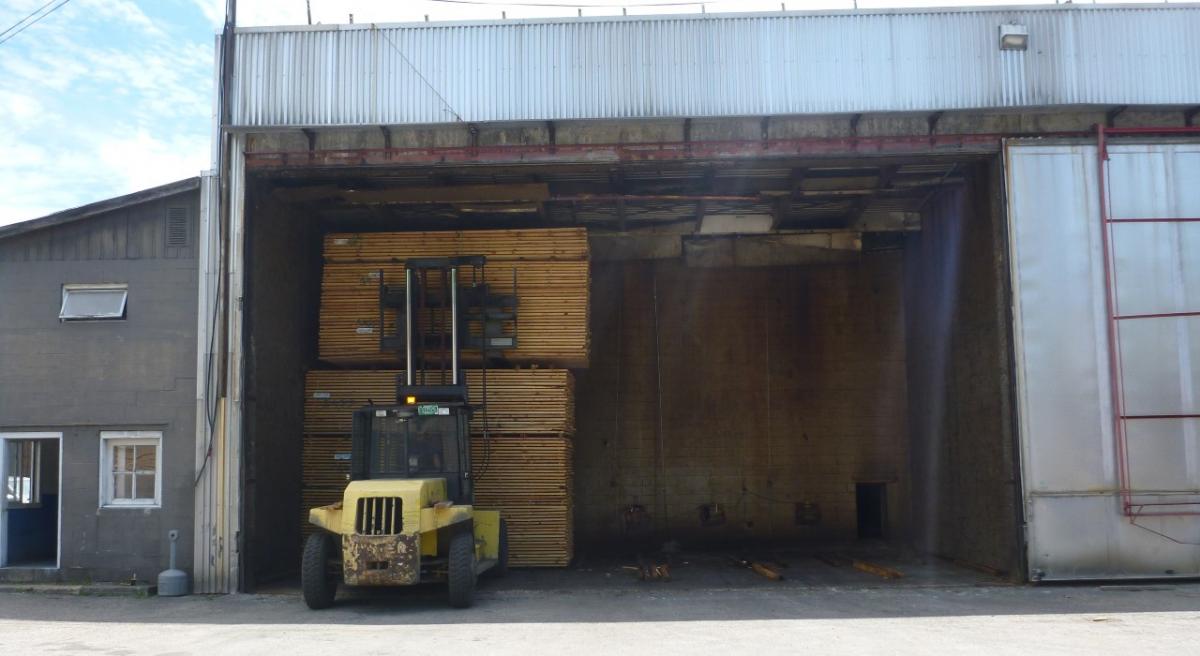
[[1121, 414, 1200, 420], [1108, 217, 1200, 223], [1101, 126, 1200, 135], [1095, 124, 1136, 516], [1115, 311, 1200, 321]]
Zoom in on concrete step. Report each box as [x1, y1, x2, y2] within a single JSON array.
[[0, 582, 156, 597]]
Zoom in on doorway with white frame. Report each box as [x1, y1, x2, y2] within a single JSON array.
[[0, 432, 62, 569]]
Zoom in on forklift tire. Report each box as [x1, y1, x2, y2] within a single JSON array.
[[447, 527, 477, 609], [490, 519, 509, 578], [302, 532, 339, 610]]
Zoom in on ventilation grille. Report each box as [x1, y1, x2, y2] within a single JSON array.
[[166, 208, 188, 247], [355, 497, 403, 535]]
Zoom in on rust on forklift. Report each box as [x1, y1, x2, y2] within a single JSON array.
[[343, 534, 421, 586]]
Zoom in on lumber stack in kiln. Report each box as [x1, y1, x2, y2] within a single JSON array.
[[303, 369, 575, 436], [471, 437, 574, 567], [300, 369, 576, 566], [318, 228, 589, 367]]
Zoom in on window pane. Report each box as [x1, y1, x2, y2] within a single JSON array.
[[113, 445, 133, 473], [134, 473, 156, 500], [133, 445, 157, 473], [112, 473, 132, 500], [4, 442, 16, 501], [102, 435, 160, 505], [4, 441, 38, 504], [60, 288, 127, 320]]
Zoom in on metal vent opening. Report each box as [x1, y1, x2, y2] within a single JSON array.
[[166, 207, 188, 247], [355, 496, 403, 535]]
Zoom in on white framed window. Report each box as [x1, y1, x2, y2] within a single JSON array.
[[60, 283, 128, 321], [4, 440, 41, 508], [100, 431, 162, 508]]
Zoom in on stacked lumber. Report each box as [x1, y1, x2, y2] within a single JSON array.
[[303, 369, 575, 436], [472, 437, 574, 567], [301, 435, 353, 487], [323, 228, 586, 261], [299, 369, 576, 566], [319, 228, 589, 367]]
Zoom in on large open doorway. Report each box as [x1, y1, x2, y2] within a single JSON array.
[[0, 433, 61, 569], [238, 146, 1022, 588]]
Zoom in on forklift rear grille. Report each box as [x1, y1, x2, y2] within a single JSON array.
[[355, 497, 403, 535]]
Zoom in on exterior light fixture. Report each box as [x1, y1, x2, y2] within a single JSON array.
[[999, 24, 1029, 51]]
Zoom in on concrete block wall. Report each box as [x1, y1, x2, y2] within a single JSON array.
[[574, 255, 909, 546], [0, 190, 199, 583]]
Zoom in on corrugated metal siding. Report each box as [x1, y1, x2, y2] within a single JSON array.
[[232, 6, 1200, 127], [1007, 140, 1200, 580]]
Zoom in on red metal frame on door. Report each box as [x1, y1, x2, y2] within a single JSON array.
[[1095, 124, 1200, 518]]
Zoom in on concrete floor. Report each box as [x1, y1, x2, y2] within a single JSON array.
[[2, 560, 1200, 655]]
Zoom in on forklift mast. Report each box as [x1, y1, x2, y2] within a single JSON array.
[[350, 255, 517, 504]]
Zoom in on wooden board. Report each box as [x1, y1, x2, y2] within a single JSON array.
[[303, 369, 575, 436], [471, 437, 572, 502], [476, 503, 574, 568], [301, 436, 353, 488], [318, 228, 590, 367], [474, 437, 573, 567], [323, 228, 588, 263]]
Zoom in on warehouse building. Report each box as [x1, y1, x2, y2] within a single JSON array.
[[0, 178, 206, 584], [196, 4, 1200, 592]]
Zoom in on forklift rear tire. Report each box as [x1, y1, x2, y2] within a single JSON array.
[[447, 527, 476, 609], [302, 532, 339, 610], [491, 519, 509, 578]]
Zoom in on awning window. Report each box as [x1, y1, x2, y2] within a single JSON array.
[[59, 284, 128, 321]]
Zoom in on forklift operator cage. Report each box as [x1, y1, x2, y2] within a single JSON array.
[[351, 404, 472, 503]]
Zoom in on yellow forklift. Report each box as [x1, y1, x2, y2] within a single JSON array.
[[303, 256, 513, 609]]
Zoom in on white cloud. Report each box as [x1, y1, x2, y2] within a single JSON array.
[[188, 0, 224, 27], [96, 129, 210, 191], [0, 0, 213, 226], [77, 0, 166, 37]]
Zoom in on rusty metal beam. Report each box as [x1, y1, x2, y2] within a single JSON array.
[[277, 182, 550, 203], [244, 133, 1018, 169]]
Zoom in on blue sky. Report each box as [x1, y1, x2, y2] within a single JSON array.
[[0, 0, 1170, 226]]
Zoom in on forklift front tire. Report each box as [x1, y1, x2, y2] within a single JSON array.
[[447, 527, 477, 609], [302, 532, 339, 610]]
